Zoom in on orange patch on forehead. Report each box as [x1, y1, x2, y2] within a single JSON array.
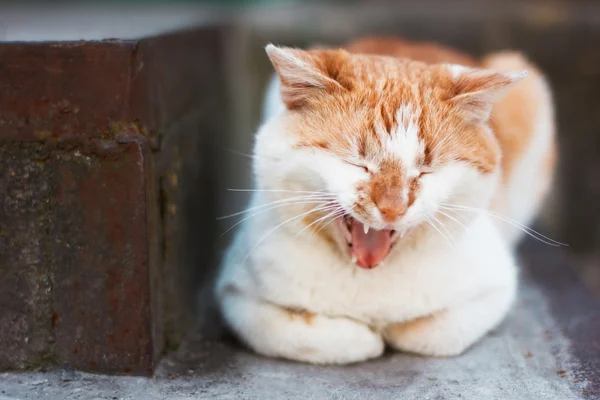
[[291, 57, 436, 159], [270, 40, 511, 174]]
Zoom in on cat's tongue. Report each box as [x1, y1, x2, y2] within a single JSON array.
[[350, 220, 393, 269]]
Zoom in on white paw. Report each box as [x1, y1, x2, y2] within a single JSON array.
[[384, 313, 469, 357], [219, 290, 384, 364], [252, 309, 385, 364]]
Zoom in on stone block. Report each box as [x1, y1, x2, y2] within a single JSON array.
[[0, 27, 227, 375]]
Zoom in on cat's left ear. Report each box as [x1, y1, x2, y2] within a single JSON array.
[[446, 65, 527, 124], [265, 44, 346, 109]]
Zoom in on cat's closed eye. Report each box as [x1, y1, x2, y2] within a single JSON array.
[[346, 161, 369, 173]]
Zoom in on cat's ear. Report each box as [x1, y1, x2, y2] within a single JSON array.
[[446, 65, 527, 123], [265, 44, 345, 109]]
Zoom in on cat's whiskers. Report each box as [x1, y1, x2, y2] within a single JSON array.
[[314, 211, 347, 237], [296, 205, 345, 238], [241, 202, 342, 266], [425, 215, 455, 251], [440, 203, 563, 245], [439, 203, 566, 246], [221, 198, 338, 236], [314, 204, 357, 237], [436, 209, 470, 232], [218, 193, 337, 220], [227, 188, 335, 195], [223, 147, 261, 161], [431, 214, 459, 237]]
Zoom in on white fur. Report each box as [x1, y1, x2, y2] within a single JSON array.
[[262, 73, 285, 121], [380, 104, 423, 169], [447, 63, 469, 79]]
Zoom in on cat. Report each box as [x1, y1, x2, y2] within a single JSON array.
[[216, 36, 556, 364]]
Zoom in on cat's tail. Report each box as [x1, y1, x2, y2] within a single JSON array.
[[484, 52, 557, 246]]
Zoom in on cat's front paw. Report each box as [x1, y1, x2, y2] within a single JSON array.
[[383, 313, 468, 357], [385, 287, 514, 357], [219, 288, 384, 364], [283, 311, 385, 364]]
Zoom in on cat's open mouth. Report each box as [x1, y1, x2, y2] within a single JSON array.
[[338, 215, 400, 269]]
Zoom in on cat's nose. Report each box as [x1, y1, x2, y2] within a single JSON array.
[[375, 192, 407, 223]]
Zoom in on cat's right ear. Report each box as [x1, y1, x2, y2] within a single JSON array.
[[445, 64, 527, 124], [265, 44, 345, 109]]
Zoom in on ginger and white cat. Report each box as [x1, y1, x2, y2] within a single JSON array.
[[216, 37, 556, 364]]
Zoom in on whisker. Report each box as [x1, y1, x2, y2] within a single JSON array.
[[223, 148, 260, 161], [313, 205, 356, 236], [440, 203, 565, 245], [314, 207, 346, 229], [217, 194, 336, 220], [220, 199, 337, 236], [227, 188, 335, 195], [295, 206, 344, 238], [314, 211, 346, 236], [439, 203, 566, 247], [431, 214, 457, 237], [437, 209, 469, 231], [426, 216, 454, 250], [241, 203, 338, 265]]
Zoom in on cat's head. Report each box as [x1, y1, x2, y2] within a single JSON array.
[[254, 44, 525, 269]]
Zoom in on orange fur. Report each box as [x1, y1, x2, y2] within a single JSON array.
[[286, 308, 316, 325], [384, 313, 440, 340], [482, 52, 554, 181], [371, 160, 409, 222]]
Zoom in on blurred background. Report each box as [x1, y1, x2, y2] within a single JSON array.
[[1, 0, 599, 313]]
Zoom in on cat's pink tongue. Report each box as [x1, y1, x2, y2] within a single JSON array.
[[350, 220, 393, 269]]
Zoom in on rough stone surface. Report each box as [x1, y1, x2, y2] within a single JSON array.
[[0, 140, 156, 375], [0, 145, 55, 370]]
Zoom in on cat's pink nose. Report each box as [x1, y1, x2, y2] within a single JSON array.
[[375, 193, 407, 223]]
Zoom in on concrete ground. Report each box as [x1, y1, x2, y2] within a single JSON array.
[[0, 277, 590, 400]]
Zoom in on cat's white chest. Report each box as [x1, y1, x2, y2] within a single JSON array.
[[235, 215, 515, 326]]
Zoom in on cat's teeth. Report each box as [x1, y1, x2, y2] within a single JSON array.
[[400, 229, 406, 238], [363, 225, 370, 234], [351, 255, 357, 264]]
